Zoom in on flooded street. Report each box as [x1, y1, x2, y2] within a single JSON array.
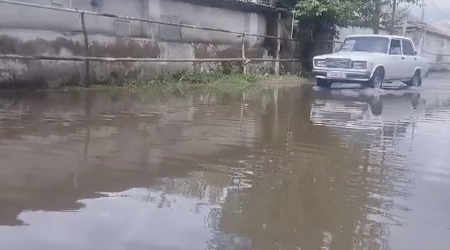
[[1, 74, 450, 250]]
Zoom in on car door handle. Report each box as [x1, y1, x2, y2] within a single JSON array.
[[401, 57, 405, 60]]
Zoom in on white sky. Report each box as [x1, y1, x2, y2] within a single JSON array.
[[408, 0, 450, 22]]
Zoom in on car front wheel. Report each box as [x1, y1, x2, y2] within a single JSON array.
[[367, 68, 384, 89]]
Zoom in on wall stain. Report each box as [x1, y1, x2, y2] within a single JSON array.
[[194, 43, 266, 59], [0, 35, 84, 56], [89, 39, 159, 58]]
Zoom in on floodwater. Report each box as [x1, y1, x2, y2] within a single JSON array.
[[0, 76, 450, 250]]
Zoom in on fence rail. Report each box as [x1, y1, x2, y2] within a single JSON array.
[[0, 54, 301, 62], [421, 50, 450, 72]]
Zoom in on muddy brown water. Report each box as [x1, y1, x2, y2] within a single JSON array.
[[0, 81, 449, 250]]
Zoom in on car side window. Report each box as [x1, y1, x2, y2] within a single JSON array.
[[389, 39, 402, 55], [402, 39, 415, 56]]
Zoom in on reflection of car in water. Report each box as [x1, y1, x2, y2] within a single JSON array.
[[312, 89, 422, 116], [310, 89, 423, 142]]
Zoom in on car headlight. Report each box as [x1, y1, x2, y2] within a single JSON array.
[[314, 59, 326, 67], [352, 61, 367, 69]]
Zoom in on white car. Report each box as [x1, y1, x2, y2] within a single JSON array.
[[312, 35, 429, 88]]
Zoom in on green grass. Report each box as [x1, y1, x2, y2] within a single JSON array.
[[84, 71, 308, 97], [103, 72, 268, 94]]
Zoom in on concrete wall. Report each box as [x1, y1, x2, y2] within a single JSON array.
[[0, 0, 271, 88]]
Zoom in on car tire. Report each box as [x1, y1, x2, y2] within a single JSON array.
[[367, 68, 384, 89], [316, 79, 332, 88], [405, 70, 422, 87]]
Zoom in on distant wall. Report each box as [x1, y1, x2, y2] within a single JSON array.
[[0, 0, 273, 88]]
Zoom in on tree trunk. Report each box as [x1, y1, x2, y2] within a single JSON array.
[[374, 0, 381, 34], [390, 0, 397, 35]]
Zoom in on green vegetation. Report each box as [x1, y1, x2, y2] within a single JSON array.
[[283, 0, 419, 71], [289, 0, 420, 37], [99, 71, 304, 94]]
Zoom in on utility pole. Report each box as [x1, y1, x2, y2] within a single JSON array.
[[419, 0, 426, 54], [421, 0, 425, 22], [390, 0, 397, 35]]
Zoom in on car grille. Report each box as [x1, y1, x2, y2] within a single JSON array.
[[326, 58, 351, 68]]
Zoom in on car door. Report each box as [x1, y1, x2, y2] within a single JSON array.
[[401, 39, 417, 79], [385, 38, 408, 80]]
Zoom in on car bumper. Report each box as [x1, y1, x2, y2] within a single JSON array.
[[312, 69, 371, 82]]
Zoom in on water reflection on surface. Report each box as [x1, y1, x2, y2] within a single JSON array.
[[0, 86, 449, 250]]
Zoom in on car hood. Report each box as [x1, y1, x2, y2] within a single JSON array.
[[314, 51, 381, 61]]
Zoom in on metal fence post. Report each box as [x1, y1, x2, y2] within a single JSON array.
[[241, 33, 247, 75], [274, 13, 281, 75], [80, 12, 90, 87]]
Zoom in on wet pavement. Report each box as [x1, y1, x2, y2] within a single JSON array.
[[0, 74, 450, 250]]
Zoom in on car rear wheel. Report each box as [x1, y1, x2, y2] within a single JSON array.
[[367, 68, 384, 89], [405, 70, 422, 87], [316, 79, 332, 88]]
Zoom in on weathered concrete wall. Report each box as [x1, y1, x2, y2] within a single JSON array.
[[0, 0, 272, 88]]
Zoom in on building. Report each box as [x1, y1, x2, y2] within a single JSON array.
[[404, 16, 450, 71]]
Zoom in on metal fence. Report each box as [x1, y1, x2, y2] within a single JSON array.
[[421, 50, 450, 72], [0, 0, 302, 81]]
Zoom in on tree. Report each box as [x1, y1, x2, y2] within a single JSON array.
[[281, 0, 420, 36], [357, 0, 420, 33], [284, 0, 365, 71], [292, 0, 363, 37]]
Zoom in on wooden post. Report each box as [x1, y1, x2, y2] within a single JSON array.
[[274, 13, 281, 75], [241, 33, 247, 74], [80, 12, 90, 87]]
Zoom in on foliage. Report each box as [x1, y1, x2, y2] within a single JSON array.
[[169, 71, 264, 85], [358, 0, 420, 29], [283, 0, 421, 35], [293, 0, 362, 29]]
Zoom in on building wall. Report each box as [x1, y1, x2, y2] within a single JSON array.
[[405, 30, 450, 71], [0, 0, 271, 88], [423, 33, 450, 71]]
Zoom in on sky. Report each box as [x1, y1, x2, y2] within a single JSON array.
[[408, 0, 450, 22]]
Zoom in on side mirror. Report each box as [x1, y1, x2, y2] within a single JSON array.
[[414, 50, 418, 55]]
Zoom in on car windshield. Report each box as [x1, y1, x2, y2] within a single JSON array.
[[338, 37, 389, 53]]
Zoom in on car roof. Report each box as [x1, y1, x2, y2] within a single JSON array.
[[346, 34, 412, 40]]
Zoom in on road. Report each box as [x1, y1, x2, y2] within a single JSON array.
[[0, 75, 449, 250]]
